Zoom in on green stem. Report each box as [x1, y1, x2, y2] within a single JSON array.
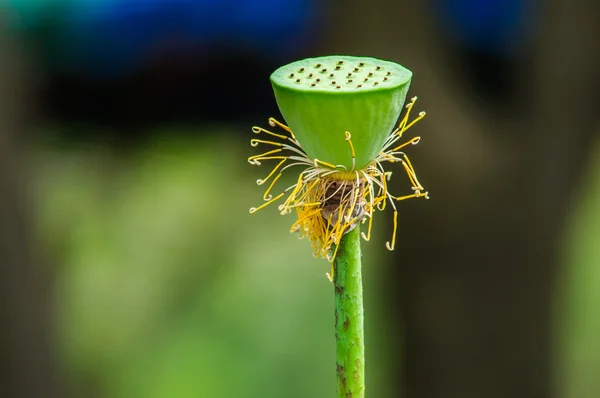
[[334, 226, 365, 398]]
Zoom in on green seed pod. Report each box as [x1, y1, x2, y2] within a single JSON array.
[[270, 55, 412, 170]]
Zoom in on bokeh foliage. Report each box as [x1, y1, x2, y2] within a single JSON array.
[[34, 131, 394, 398]]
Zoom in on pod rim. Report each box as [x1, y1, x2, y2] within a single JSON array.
[[270, 55, 412, 94]]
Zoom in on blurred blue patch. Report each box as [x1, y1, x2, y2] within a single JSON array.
[[431, 0, 535, 54], [7, 0, 317, 75]]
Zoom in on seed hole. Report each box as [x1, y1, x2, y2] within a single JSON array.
[[354, 67, 359, 72], [376, 66, 381, 70], [359, 62, 365, 67], [289, 73, 294, 78], [347, 73, 352, 77], [329, 73, 334, 77], [311, 83, 316, 87], [368, 72, 373, 77], [336, 85, 341, 89], [316, 78, 321, 82], [357, 84, 363, 88], [348, 79, 353, 83], [374, 81, 379, 85], [332, 81, 337, 84], [299, 68, 305, 72], [386, 71, 391, 76], [337, 60, 344, 65], [321, 68, 327, 73], [364, 78, 368, 82], [383, 77, 388, 81], [296, 79, 301, 83], [335, 65, 341, 70], [316, 63, 322, 68], [309, 73, 313, 78]]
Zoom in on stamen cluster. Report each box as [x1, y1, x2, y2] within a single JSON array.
[[249, 97, 429, 266]]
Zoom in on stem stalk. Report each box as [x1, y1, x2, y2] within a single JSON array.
[[334, 226, 365, 397]]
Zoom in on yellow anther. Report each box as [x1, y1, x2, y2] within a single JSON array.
[[361, 215, 374, 241], [385, 211, 398, 250], [251, 138, 283, 147], [263, 173, 283, 201], [248, 148, 282, 162], [397, 97, 417, 132], [249, 192, 285, 214], [326, 262, 335, 283], [390, 136, 421, 152], [268, 117, 296, 139], [314, 158, 339, 169], [257, 158, 287, 186], [252, 126, 289, 140], [401, 109, 426, 133], [344, 131, 356, 170]]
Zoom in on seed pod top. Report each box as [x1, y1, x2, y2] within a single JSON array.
[[270, 55, 412, 170]]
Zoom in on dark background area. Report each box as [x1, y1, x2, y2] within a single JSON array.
[[1, 1, 600, 397]]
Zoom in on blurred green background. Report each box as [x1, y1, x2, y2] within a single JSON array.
[[33, 132, 397, 397], [1, 1, 600, 398]]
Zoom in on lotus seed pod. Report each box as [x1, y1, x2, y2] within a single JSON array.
[[270, 55, 412, 170]]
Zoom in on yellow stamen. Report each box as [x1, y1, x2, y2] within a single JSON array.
[[292, 178, 321, 204], [269, 117, 295, 139], [401, 111, 426, 134], [395, 96, 417, 134], [346, 187, 360, 221], [325, 262, 335, 282], [314, 158, 339, 169], [361, 214, 374, 241], [263, 173, 283, 201], [285, 201, 322, 209], [249, 108, 427, 264], [252, 126, 289, 140], [345, 131, 356, 170], [249, 192, 285, 214], [390, 136, 422, 153], [394, 192, 426, 201], [257, 158, 287, 185], [250, 138, 283, 147], [280, 173, 305, 210], [385, 210, 398, 250], [401, 160, 419, 189], [248, 148, 282, 163]]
